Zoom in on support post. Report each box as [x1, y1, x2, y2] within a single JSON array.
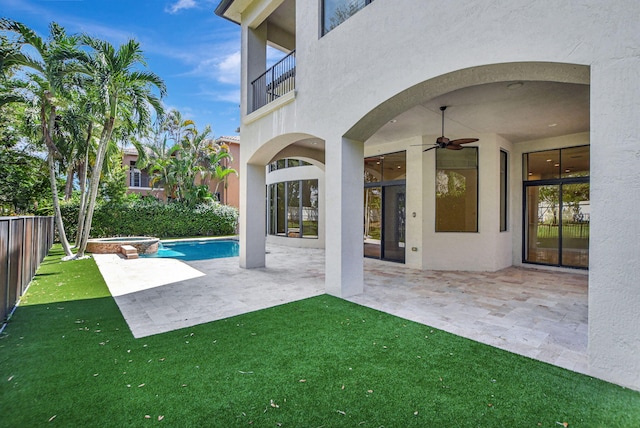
[[324, 137, 364, 297], [239, 163, 266, 268]]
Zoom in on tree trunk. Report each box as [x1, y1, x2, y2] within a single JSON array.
[[76, 116, 115, 257], [75, 122, 92, 247], [48, 150, 73, 257], [41, 100, 72, 257], [64, 163, 75, 200]]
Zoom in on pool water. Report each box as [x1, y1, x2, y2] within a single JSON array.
[[141, 240, 239, 261]]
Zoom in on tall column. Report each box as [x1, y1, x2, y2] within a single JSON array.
[[324, 137, 364, 297], [588, 58, 640, 391], [239, 162, 266, 268]]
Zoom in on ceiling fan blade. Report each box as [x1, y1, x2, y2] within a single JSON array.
[[445, 144, 463, 150], [450, 138, 479, 145], [423, 146, 438, 152]]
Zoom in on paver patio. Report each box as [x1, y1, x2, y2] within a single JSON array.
[[94, 244, 588, 375]]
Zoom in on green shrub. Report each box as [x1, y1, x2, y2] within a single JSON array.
[[60, 199, 238, 239]]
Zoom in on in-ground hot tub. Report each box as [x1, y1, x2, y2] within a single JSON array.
[[86, 237, 160, 255]]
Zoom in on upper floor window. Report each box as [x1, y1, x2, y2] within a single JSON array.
[[129, 161, 149, 188], [322, 0, 374, 35]]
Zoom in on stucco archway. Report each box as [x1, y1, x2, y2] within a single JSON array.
[[246, 133, 325, 166], [346, 62, 590, 143], [240, 132, 326, 269]]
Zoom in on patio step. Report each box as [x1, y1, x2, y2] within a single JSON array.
[[120, 245, 139, 259]]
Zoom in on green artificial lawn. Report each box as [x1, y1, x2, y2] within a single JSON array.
[[1, 247, 639, 427]]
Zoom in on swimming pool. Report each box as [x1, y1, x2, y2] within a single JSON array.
[[141, 239, 239, 261]]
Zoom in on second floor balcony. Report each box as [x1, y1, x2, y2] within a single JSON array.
[[250, 50, 296, 113]]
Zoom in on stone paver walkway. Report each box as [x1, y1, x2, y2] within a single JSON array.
[[94, 245, 588, 374], [351, 258, 588, 374]]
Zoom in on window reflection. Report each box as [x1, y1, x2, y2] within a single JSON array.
[[524, 146, 589, 181], [436, 148, 478, 232], [365, 151, 406, 183], [523, 145, 590, 268], [323, 0, 374, 35], [364, 151, 406, 262]]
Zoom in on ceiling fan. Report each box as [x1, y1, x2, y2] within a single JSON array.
[[422, 106, 479, 152]]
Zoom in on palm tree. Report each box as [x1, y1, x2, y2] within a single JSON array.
[[203, 140, 238, 201], [75, 37, 166, 257], [162, 108, 197, 146], [141, 119, 238, 206], [144, 136, 180, 199], [64, 89, 102, 246], [0, 19, 86, 257]]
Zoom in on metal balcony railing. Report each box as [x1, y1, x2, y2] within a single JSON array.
[[250, 50, 296, 113]]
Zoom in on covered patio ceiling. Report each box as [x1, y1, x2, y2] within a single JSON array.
[[366, 80, 590, 146], [287, 80, 589, 152]]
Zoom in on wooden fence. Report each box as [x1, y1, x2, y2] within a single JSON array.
[[0, 216, 54, 323]]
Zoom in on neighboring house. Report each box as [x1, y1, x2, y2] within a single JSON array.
[[215, 0, 640, 390], [123, 147, 162, 200], [215, 136, 241, 208], [123, 136, 241, 208]]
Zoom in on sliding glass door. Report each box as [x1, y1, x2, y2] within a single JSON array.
[[523, 146, 589, 269]]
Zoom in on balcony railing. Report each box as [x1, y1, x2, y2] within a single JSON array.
[[251, 50, 296, 113]]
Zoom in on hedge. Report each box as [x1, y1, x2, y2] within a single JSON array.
[[60, 199, 238, 239]]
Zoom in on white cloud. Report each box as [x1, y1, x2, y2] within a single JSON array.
[[216, 89, 241, 104], [196, 87, 240, 105], [178, 50, 240, 86], [216, 51, 241, 85], [165, 0, 197, 14]]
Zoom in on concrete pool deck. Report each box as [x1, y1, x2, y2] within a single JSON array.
[[93, 244, 325, 338], [94, 244, 588, 375]]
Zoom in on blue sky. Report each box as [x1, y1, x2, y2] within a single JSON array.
[[1, 0, 243, 138]]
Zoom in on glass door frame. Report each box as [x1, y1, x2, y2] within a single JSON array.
[[364, 179, 406, 263], [522, 175, 589, 269]]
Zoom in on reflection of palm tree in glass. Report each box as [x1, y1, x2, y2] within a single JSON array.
[[436, 170, 466, 197], [325, 0, 368, 33], [364, 187, 381, 240], [288, 180, 300, 229]]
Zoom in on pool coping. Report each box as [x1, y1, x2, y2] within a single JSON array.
[[160, 235, 238, 244]]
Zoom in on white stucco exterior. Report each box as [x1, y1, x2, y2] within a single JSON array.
[[217, 0, 640, 390]]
